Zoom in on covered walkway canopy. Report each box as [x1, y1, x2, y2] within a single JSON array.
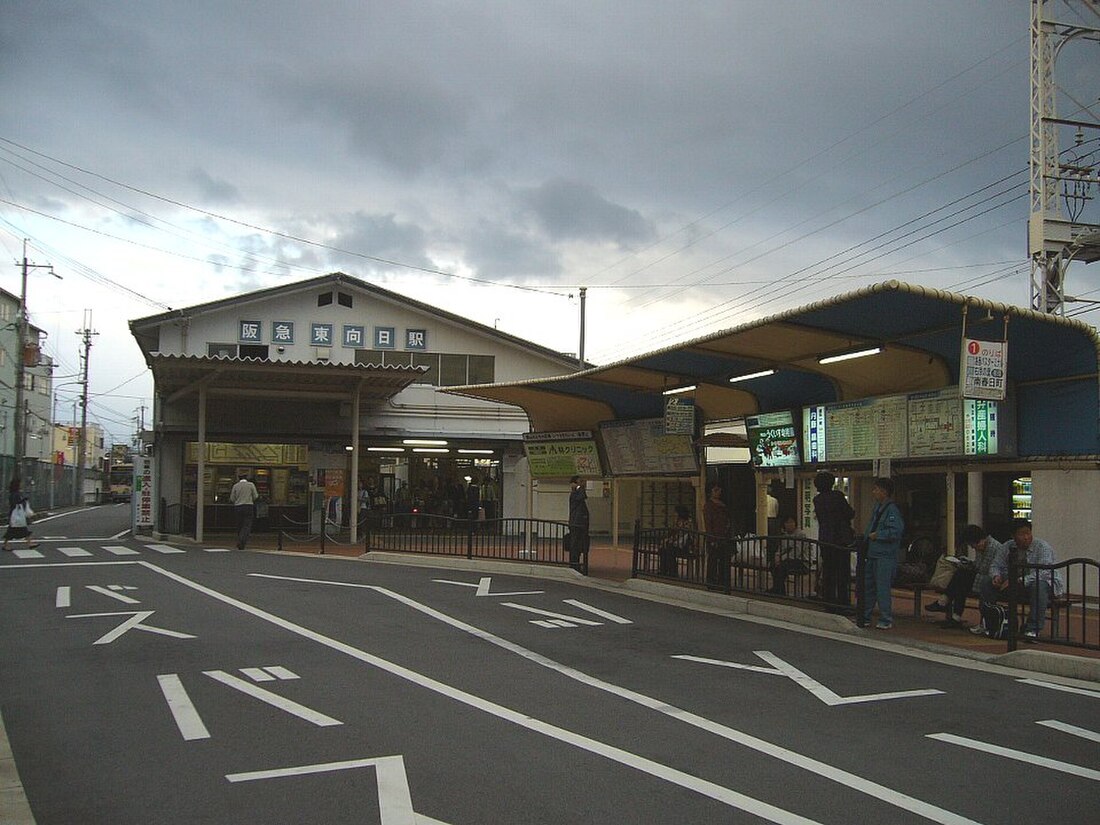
[[450, 281, 1100, 456]]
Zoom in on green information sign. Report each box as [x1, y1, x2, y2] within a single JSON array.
[[522, 431, 603, 478]]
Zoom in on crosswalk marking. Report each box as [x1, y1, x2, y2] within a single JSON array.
[[12, 548, 43, 559], [205, 547, 232, 553], [59, 546, 93, 557], [145, 544, 186, 554], [104, 545, 140, 556]]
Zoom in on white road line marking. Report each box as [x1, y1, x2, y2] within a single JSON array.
[[547, 619, 576, 628], [145, 544, 186, 554], [110, 529, 131, 540], [205, 547, 232, 553], [55, 586, 71, 608], [12, 548, 43, 559], [227, 755, 421, 825], [673, 655, 786, 676], [499, 602, 602, 626], [1036, 719, 1100, 743], [104, 545, 140, 555], [242, 667, 276, 682], [531, 620, 560, 628], [67, 610, 196, 644], [167, 568, 822, 825], [85, 585, 141, 605], [928, 732, 1100, 781], [265, 666, 299, 680], [230, 570, 980, 825], [157, 674, 211, 741], [59, 546, 93, 557], [432, 577, 544, 597], [754, 651, 944, 706], [203, 670, 342, 727], [563, 599, 632, 624], [1017, 678, 1100, 698]]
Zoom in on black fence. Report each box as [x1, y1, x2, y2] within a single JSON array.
[[632, 521, 861, 615], [275, 508, 371, 555], [1007, 556, 1100, 652], [364, 513, 583, 573]]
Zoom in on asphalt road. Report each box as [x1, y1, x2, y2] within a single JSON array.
[[1, 508, 1098, 824]]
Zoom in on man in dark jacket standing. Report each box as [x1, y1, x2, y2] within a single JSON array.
[[568, 475, 590, 569], [863, 477, 904, 629], [813, 472, 855, 605]]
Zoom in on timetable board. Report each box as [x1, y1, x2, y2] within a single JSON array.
[[599, 418, 698, 475]]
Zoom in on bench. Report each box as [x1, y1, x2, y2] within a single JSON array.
[[894, 581, 1084, 632]]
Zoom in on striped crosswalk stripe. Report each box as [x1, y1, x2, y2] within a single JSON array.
[[59, 546, 93, 557], [104, 545, 140, 555]]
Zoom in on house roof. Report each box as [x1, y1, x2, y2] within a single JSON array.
[[129, 272, 581, 369], [446, 281, 1100, 455]]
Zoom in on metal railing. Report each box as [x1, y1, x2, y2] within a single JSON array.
[[1007, 556, 1099, 651], [632, 521, 861, 615], [365, 513, 583, 573]]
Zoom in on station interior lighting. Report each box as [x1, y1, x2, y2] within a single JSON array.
[[367, 447, 405, 453], [661, 384, 697, 396], [403, 438, 448, 446], [413, 447, 449, 453], [457, 449, 494, 454], [818, 347, 882, 365], [728, 369, 775, 383]]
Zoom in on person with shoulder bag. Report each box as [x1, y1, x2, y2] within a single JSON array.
[[3, 477, 39, 551]]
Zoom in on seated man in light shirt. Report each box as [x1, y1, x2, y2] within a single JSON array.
[[990, 518, 1064, 640]]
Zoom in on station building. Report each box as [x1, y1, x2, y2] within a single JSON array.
[[129, 273, 580, 540]]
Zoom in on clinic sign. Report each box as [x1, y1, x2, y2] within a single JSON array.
[[961, 338, 1006, 401]]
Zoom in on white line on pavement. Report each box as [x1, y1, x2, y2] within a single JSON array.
[[1036, 719, 1100, 743], [85, 585, 141, 605], [104, 545, 140, 555], [242, 570, 982, 825], [928, 732, 1100, 781], [59, 547, 93, 557], [157, 674, 211, 741], [203, 670, 342, 727], [55, 586, 71, 608], [563, 598, 632, 623], [754, 650, 944, 706], [1016, 678, 1100, 698], [499, 601, 602, 625]]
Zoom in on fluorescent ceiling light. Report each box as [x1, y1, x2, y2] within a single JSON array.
[[457, 449, 494, 454], [662, 384, 697, 396], [413, 448, 450, 453], [367, 447, 405, 453], [728, 369, 775, 383], [818, 347, 882, 365], [403, 438, 448, 446]]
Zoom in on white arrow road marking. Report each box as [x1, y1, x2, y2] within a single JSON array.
[[226, 755, 446, 825], [673, 655, 788, 676], [1036, 719, 1100, 743], [157, 674, 211, 741], [499, 602, 603, 626], [204, 670, 342, 727], [66, 610, 197, 644], [433, 576, 544, 597], [562, 599, 632, 623], [928, 733, 1100, 781], [85, 584, 141, 604], [754, 651, 944, 706], [676, 651, 943, 706], [171, 568, 981, 825]]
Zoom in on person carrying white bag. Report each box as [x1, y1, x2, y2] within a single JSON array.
[[3, 476, 40, 551]]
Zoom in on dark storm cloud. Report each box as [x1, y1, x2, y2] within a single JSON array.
[[189, 170, 241, 205], [521, 179, 656, 247], [464, 223, 561, 281]]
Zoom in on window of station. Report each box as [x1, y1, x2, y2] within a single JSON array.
[[239, 344, 270, 360], [208, 343, 238, 358], [354, 351, 493, 387], [317, 291, 333, 306], [337, 291, 353, 307]]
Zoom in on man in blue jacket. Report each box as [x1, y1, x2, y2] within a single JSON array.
[[863, 477, 905, 629]]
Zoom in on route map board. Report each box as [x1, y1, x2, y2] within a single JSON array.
[[803, 387, 1015, 463], [522, 431, 603, 478], [599, 418, 698, 475]]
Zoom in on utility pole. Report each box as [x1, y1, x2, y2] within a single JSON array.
[[74, 311, 98, 505], [577, 286, 587, 368], [13, 240, 57, 479]]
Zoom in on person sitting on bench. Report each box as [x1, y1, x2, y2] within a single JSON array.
[[925, 524, 1005, 630], [990, 519, 1064, 641]]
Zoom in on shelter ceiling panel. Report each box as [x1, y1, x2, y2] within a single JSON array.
[[450, 385, 613, 432], [792, 348, 951, 400], [690, 323, 869, 363], [692, 384, 760, 420]]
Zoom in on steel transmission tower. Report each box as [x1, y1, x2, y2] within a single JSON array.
[[1029, 0, 1100, 314]]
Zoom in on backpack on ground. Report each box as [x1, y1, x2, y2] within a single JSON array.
[[979, 601, 1009, 640]]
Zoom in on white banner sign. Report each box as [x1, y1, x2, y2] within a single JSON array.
[[961, 338, 1007, 400]]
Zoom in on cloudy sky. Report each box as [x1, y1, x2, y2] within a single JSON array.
[[1, 1, 1097, 445]]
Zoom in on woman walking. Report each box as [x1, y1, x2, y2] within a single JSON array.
[[3, 477, 39, 551]]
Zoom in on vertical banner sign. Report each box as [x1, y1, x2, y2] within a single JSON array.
[[134, 455, 154, 530], [664, 396, 695, 435], [961, 338, 1007, 400]]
